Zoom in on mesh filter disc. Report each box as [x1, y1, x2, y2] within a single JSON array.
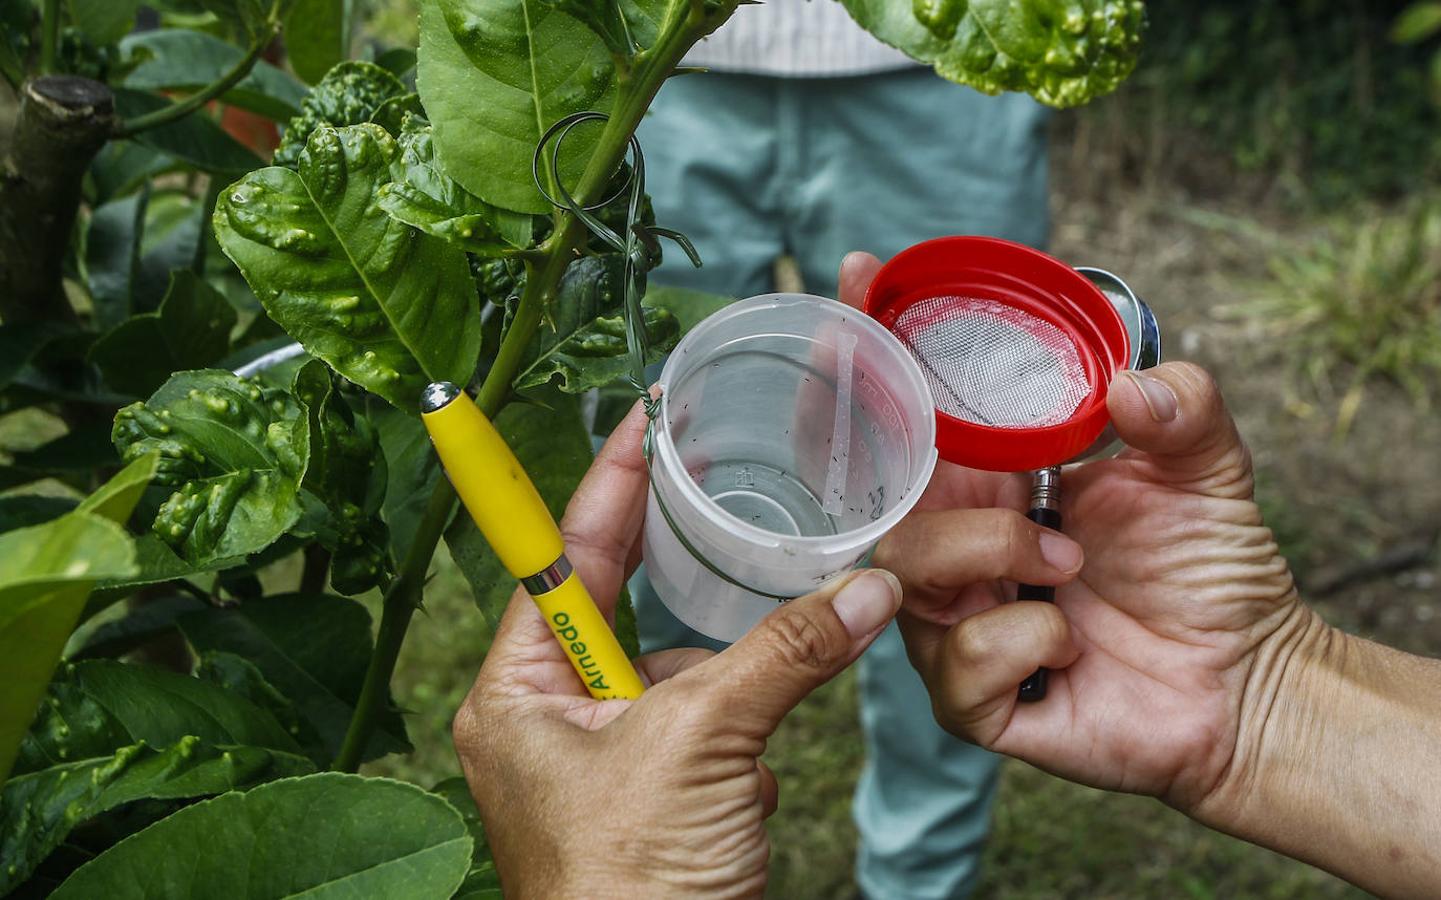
[[892, 296, 1092, 428]]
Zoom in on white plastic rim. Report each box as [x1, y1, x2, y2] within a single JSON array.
[[651, 294, 937, 556], [642, 293, 938, 641]]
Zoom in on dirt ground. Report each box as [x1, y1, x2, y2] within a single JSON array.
[[1047, 129, 1441, 656]]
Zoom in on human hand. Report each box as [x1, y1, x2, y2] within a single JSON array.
[[839, 251, 1309, 814], [453, 402, 912, 897]]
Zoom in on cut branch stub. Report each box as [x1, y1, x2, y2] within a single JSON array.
[[0, 76, 116, 326]]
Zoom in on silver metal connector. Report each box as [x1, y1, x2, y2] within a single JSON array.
[[521, 554, 573, 596], [420, 381, 461, 414], [1029, 466, 1062, 511]]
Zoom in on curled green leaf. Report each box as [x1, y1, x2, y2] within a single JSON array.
[[214, 124, 481, 410], [841, 0, 1147, 108], [112, 370, 310, 566], [273, 60, 406, 167], [376, 121, 535, 255], [509, 255, 678, 393], [292, 360, 390, 594]]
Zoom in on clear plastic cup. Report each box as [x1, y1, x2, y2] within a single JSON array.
[[643, 293, 938, 642]]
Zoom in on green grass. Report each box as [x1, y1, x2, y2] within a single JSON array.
[[1239, 201, 1441, 431], [370, 550, 1363, 898]]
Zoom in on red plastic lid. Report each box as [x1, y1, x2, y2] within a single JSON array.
[[863, 236, 1130, 472]]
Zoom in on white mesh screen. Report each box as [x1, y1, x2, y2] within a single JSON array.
[[892, 296, 1091, 428]]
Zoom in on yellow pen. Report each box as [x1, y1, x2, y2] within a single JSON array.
[[420, 381, 645, 700]]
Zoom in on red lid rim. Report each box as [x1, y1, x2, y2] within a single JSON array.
[[863, 236, 1129, 472]]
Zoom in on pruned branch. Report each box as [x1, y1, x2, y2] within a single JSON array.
[[0, 76, 115, 326]]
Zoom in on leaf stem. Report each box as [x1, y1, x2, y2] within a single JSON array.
[[40, 0, 59, 74], [332, 476, 454, 772], [113, 31, 274, 138]]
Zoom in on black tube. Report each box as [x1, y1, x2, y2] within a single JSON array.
[[1017, 505, 1062, 702]]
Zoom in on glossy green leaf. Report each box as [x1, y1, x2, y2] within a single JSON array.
[[0, 516, 136, 785], [4, 660, 313, 894], [285, 0, 353, 84], [194, 649, 326, 759], [510, 255, 679, 393], [1, 739, 313, 894], [135, 191, 209, 314], [417, 0, 617, 213], [90, 271, 238, 398], [371, 402, 446, 566], [52, 773, 472, 899], [516, 305, 677, 393], [214, 123, 481, 410], [291, 360, 390, 594], [19, 660, 302, 768], [0, 458, 154, 785], [272, 60, 406, 167], [539, 0, 631, 55], [178, 593, 411, 763], [445, 389, 591, 625], [78, 449, 163, 526], [377, 120, 534, 254], [90, 142, 177, 206], [87, 535, 243, 616], [113, 88, 266, 175], [85, 191, 147, 329], [375, 46, 417, 77], [66, 594, 206, 660], [111, 370, 310, 566], [840, 0, 1146, 108], [369, 90, 426, 134], [432, 777, 500, 898], [119, 29, 308, 120], [68, 0, 144, 45]]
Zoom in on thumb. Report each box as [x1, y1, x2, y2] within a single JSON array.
[[696, 569, 901, 738], [838, 251, 882, 310], [1108, 362, 1254, 499]]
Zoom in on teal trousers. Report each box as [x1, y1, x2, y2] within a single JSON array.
[[633, 67, 1050, 900]]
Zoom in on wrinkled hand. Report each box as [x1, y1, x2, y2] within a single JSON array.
[[840, 251, 1311, 820], [454, 402, 913, 898]]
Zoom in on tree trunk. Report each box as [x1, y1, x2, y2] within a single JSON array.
[[0, 76, 114, 326]]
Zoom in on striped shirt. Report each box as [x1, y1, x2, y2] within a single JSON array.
[[683, 0, 917, 77]]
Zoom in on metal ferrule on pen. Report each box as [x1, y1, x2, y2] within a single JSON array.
[[521, 554, 574, 596]]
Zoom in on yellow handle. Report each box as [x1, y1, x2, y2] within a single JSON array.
[[421, 384, 644, 701], [533, 572, 645, 700], [421, 388, 563, 577]]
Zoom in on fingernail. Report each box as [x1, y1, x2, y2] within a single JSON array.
[[832, 569, 902, 638], [1124, 370, 1178, 422], [1038, 532, 1083, 573]]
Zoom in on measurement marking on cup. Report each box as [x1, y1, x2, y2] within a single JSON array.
[[868, 485, 886, 521], [822, 331, 858, 517]]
